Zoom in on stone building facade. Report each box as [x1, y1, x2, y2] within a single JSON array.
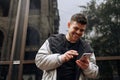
[[0, 0, 59, 80]]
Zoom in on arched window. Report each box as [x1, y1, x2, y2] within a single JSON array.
[[0, 30, 4, 58], [26, 27, 40, 46], [0, 0, 10, 17], [25, 27, 40, 60]]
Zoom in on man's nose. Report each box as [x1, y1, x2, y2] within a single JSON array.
[[76, 30, 81, 34]]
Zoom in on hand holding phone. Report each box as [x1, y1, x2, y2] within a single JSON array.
[[76, 53, 91, 69]]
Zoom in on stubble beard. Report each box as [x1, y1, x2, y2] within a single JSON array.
[[67, 32, 79, 43]]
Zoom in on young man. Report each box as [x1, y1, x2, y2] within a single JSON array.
[[35, 13, 99, 80]]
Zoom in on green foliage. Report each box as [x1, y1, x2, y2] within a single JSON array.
[[82, 0, 120, 56]]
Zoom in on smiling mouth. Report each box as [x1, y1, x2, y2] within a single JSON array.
[[73, 33, 80, 38]]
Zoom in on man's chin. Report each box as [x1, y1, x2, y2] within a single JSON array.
[[72, 38, 78, 43]]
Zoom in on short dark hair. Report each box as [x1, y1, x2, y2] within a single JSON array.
[[70, 13, 87, 25]]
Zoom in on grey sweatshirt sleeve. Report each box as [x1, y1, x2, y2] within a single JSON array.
[[35, 40, 62, 71], [83, 53, 99, 78]]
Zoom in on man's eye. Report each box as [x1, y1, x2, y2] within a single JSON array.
[[80, 29, 84, 32], [74, 27, 78, 30]]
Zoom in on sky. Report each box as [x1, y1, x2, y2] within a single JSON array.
[[57, 0, 91, 34], [57, 0, 103, 34]]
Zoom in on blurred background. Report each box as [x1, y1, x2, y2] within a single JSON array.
[[0, 0, 120, 80]]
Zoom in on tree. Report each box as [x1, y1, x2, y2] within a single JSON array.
[[82, 0, 120, 56], [81, 0, 120, 80]]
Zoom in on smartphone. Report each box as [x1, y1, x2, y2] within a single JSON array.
[[81, 53, 92, 59]]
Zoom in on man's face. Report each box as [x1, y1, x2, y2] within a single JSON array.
[[67, 21, 86, 43]]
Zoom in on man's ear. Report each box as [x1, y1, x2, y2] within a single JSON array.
[[67, 22, 71, 28]]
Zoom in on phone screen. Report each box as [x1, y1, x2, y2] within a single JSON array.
[[81, 53, 92, 59]]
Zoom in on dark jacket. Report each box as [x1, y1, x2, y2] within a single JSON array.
[[35, 34, 99, 80]]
